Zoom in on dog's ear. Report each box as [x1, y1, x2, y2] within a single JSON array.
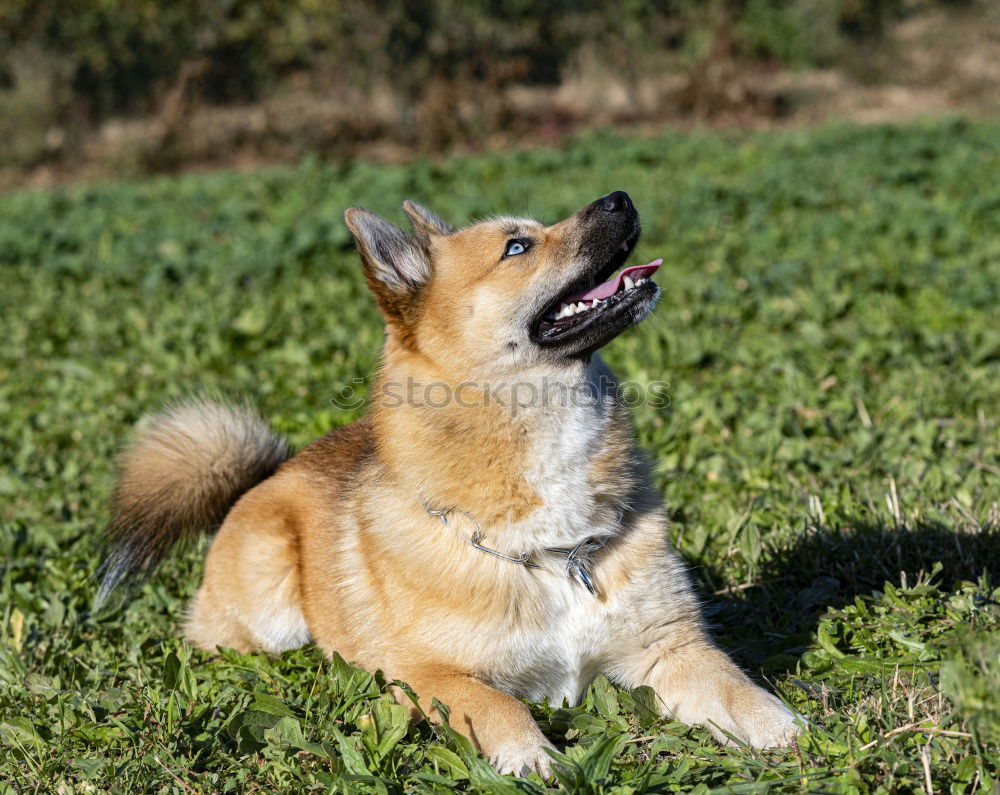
[[402, 200, 454, 242], [345, 208, 430, 290], [344, 208, 429, 332]]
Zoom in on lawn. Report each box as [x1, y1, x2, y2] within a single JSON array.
[[1, 118, 998, 793]]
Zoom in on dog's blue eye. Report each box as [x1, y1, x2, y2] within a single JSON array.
[[504, 239, 528, 257]]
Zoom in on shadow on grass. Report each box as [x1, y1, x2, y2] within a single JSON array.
[[698, 517, 1000, 670]]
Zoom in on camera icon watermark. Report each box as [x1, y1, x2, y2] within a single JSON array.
[[331, 378, 369, 411]]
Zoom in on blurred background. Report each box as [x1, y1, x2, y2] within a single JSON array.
[[0, 0, 997, 190]]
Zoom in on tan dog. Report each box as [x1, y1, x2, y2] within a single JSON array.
[[101, 192, 799, 777]]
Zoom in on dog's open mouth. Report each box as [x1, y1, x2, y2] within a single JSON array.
[[531, 243, 662, 352], [545, 260, 661, 320]]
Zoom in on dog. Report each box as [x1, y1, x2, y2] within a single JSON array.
[[100, 191, 799, 777]]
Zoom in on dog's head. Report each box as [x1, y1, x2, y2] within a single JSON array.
[[345, 192, 661, 374]]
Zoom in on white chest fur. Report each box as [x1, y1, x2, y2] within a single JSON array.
[[503, 358, 617, 552], [476, 358, 624, 704], [483, 571, 616, 706]]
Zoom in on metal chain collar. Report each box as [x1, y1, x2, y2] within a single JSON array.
[[421, 499, 622, 596]]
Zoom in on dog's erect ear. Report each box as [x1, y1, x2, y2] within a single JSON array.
[[345, 208, 430, 334], [402, 200, 455, 241], [345, 208, 430, 291]]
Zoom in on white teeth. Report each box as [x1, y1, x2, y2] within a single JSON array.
[[552, 296, 607, 322], [623, 275, 635, 290], [636, 278, 646, 286]]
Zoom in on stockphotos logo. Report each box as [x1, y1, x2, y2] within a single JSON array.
[[330, 377, 670, 414]]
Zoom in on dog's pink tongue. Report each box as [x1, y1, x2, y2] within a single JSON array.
[[564, 259, 662, 303]]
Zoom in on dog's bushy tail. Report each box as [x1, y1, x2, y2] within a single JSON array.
[[98, 398, 291, 604]]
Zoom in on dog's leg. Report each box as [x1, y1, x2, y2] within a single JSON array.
[[185, 475, 310, 655], [602, 518, 800, 748], [391, 667, 555, 778], [611, 617, 800, 748]]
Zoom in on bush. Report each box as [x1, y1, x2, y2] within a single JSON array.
[[1, 0, 938, 121]]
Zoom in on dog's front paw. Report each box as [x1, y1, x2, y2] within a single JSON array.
[[714, 684, 802, 748], [487, 738, 557, 778]]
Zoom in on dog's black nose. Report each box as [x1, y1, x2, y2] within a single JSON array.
[[597, 191, 633, 213]]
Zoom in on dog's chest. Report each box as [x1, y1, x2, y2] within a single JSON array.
[[481, 376, 621, 702], [483, 574, 613, 707], [509, 398, 611, 550]]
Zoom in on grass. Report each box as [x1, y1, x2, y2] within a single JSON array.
[[1, 118, 999, 793]]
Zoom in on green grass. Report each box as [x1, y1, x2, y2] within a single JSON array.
[[1, 118, 999, 792]]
